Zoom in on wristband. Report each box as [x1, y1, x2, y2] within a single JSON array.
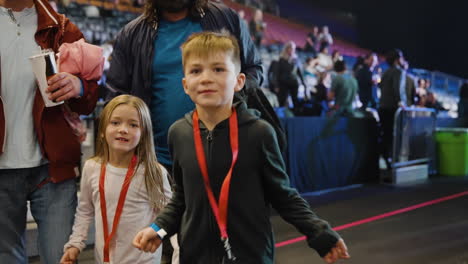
[[150, 223, 161, 232], [150, 223, 167, 239]]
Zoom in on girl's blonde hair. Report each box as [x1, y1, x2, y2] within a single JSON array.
[[93, 95, 166, 210]]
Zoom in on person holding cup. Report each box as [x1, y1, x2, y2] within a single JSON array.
[[0, 0, 99, 263]]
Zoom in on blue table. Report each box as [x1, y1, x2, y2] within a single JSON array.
[[281, 116, 379, 193]]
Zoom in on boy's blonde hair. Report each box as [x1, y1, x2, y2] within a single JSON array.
[[94, 95, 167, 210], [181, 30, 242, 73]]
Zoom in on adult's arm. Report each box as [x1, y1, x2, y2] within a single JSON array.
[[105, 25, 134, 99], [61, 20, 99, 115], [233, 8, 264, 90]]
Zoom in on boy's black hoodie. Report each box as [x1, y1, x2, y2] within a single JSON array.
[[155, 102, 340, 263]]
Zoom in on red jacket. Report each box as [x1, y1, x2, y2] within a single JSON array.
[[0, 0, 99, 182]]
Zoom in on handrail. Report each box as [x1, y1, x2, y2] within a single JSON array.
[[391, 107, 437, 183]]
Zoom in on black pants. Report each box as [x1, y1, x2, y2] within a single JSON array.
[[378, 108, 397, 169], [278, 84, 299, 109]]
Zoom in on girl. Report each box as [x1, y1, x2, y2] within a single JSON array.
[[60, 95, 172, 264]]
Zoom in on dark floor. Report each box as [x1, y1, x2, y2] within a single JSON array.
[[30, 176, 468, 264], [274, 176, 468, 264]]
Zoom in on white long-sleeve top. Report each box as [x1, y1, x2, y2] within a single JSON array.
[[64, 159, 172, 264]]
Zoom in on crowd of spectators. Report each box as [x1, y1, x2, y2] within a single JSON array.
[[56, 0, 465, 120], [265, 32, 457, 119]]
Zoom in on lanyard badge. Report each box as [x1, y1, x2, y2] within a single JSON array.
[[193, 109, 238, 261]]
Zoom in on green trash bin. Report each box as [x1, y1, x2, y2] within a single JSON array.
[[435, 128, 468, 176]]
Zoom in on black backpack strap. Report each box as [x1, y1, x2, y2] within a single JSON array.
[[236, 87, 287, 153]]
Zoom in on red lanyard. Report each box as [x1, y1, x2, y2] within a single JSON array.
[[99, 155, 138, 263], [193, 108, 238, 260]]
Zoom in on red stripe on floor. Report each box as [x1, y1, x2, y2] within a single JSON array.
[[275, 190, 468, 248]]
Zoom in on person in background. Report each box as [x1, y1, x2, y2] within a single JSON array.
[[275, 41, 306, 109], [329, 60, 359, 116], [424, 92, 445, 111], [315, 71, 332, 115], [237, 9, 248, 28], [0, 0, 99, 263], [352, 55, 365, 76], [416, 78, 427, 97], [316, 46, 334, 73], [249, 8, 266, 49], [331, 49, 343, 63], [356, 52, 379, 109], [424, 78, 432, 91], [379, 48, 408, 170], [402, 60, 417, 106], [303, 25, 319, 56], [318, 25, 333, 51], [303, 56, 320, 99]]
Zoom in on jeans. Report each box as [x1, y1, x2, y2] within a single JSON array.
[[0, 165, 77, 264]]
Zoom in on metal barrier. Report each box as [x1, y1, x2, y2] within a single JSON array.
[[391, 107, 437, 183]]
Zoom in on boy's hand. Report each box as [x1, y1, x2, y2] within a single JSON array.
[[133, 227, 162, 253], [60, 246, 80, 264], [323, 238, 350, 263]]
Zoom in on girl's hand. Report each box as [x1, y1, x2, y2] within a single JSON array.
[[323, 238, 350, 263], [60, 246, 80, 264], [133, 227, 162, 253]]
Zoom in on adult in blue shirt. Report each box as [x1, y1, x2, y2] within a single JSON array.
[[106, 0, 278, 170]]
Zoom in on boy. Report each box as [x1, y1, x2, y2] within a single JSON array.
[[133, 31, 350, 264]]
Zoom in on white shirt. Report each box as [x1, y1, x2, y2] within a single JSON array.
[[316, 53, 334, 72], [64, 159, 173, 264], [318, 32, 333, 45], [0, 6, 44, 168]]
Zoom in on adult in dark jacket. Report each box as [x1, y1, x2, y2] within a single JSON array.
[[378, 49, 408, 169], [275, 41, 306, 109], [106, 0, 285, 168], [356, 52, 379, 109], [0, 0, 99, 263], [303, 26, 319, 55]]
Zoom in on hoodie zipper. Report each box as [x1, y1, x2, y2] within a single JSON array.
[[204, 128, 220, 260], [206, 129, 213, 175], [206, 130, 213, 141]]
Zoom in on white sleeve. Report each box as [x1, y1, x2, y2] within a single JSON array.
[[63, 160, 96, 252]]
